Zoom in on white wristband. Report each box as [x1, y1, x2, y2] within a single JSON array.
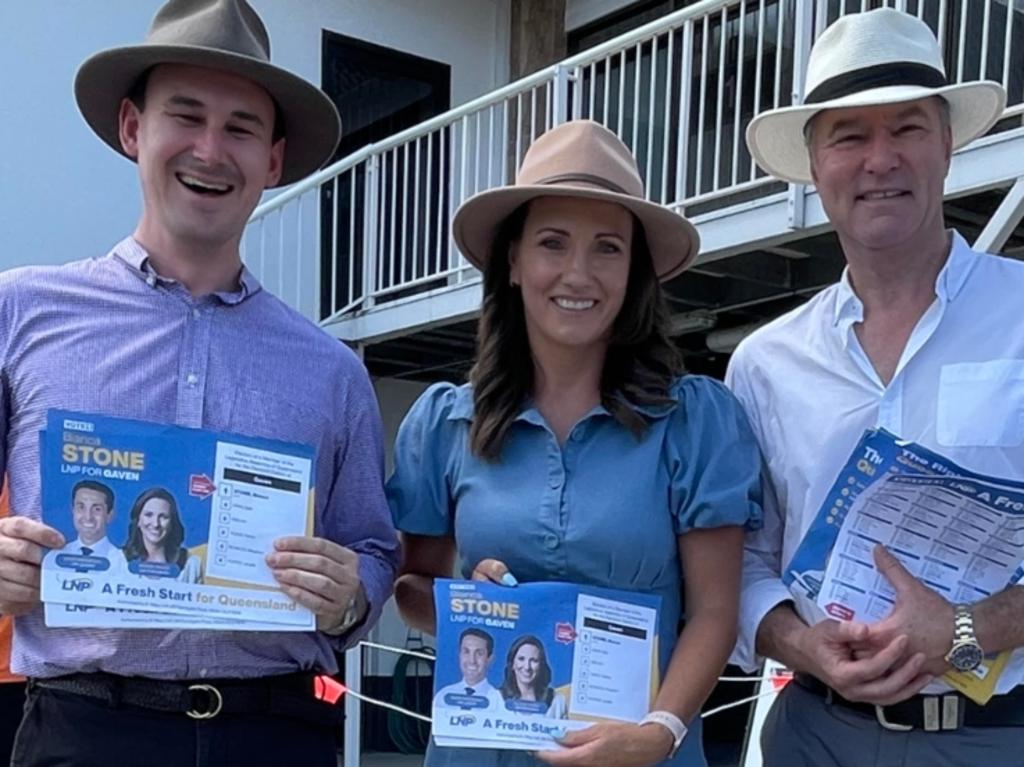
[[639, 710, 688, 758]]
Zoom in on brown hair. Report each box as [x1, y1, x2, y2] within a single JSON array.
[[468, 201, 683, 460]]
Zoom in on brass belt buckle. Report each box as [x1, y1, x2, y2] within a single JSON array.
[[875, 704, 913, 732], [186, 683, 223, 719]]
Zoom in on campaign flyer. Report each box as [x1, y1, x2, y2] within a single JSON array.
[[431, 579, 660, 751], [44, 602, 287, 630], [784, 428, 1024, 703], [39, 410, 315, 628]]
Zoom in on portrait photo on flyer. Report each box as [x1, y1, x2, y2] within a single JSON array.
[[39, 409, 316, 628], [431, 578, 661, 751]]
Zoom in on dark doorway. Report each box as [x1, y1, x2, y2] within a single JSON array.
[[319, 32, 451, 320]]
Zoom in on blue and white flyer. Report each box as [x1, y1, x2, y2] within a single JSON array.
[[431, 579, 660, 751], [785, 429, 1024, 616], [784, 428, 1024, 702], [39, 410, 315, 628]]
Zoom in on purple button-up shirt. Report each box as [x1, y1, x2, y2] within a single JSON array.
[[0, 238, 399, 679]]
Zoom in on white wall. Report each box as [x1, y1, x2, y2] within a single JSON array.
[[0, 1, 509, 272]]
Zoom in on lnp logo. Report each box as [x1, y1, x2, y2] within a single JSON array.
[[61, 578, 93, 592], [62, 419, 94, 432], [554, 622, 576, 644], [449, 715, 476, 726], [824, 602, 855, 621]]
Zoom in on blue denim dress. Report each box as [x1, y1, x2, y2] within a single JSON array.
[[387, 376, 764, 767]]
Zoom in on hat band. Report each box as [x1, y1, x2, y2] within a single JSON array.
[[533, 172, 631, 195], [805, 62, 948, 105]]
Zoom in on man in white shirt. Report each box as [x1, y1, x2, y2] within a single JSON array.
[[728, 9, 1024, 765], [433, 629, 504, 711], [42, 481, 127, 575]]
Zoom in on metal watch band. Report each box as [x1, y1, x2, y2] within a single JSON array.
[[953, 604, 975, 643], [639, 710, 688, 758]]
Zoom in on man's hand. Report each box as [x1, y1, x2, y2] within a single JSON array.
[[796, 617, 932, 705], [268, 537, 364, 633], [863, 545, 955, 676], [536, 722, 672, 767], [0, 517, 64, 616]]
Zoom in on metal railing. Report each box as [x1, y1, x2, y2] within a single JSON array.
[[246, 0, 1024, 328]]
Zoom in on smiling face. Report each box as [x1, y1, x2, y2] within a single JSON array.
[[509, 196, 633, 358], [459, 634, 492, 687], [513, 642, 542, 695], [71, 487, 113, 546], [138, 497, 173, 551], [808, 98, 952, 254], [118, 63, 285, 255]]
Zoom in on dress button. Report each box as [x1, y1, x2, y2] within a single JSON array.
[[199, 668, 208, 678], [186, 373, 198, 386], [192, 308, 201, 319], [543, 534, 559, 550], [146, 275, 157, 288], [548, 473, 562, 489]]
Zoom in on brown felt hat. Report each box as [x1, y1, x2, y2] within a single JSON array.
[[75, 0, 341, 187], [453, 120, 699, 281]]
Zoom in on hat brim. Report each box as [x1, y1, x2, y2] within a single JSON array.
[[453, 184, 700, 282], [746, 81, 1007, 184], [75, 45, 342, 187]]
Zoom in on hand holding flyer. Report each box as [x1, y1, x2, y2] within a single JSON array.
[[785, 429, 1024, 703], [39, 410, 316, 629], [431, 579, 660, 751]]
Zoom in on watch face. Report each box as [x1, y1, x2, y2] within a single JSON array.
[[950, 643, 984, 672]]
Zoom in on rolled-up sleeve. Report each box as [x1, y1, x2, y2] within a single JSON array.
[[322, 364, 400, 649], [725, 348, 792, 672]]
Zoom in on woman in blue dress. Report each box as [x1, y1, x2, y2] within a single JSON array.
[[387, 120, 763, 767]]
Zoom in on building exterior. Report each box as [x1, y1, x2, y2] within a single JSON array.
[[4, 1, 1024, 764]]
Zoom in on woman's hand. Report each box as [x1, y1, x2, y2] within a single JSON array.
[[536, 722, 673, 767], [470, 558, 518, 586]]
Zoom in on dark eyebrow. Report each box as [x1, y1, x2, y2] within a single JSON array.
[[535, 226, 627, 240], [165, 94, 266, 128]]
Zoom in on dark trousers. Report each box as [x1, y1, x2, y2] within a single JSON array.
[[762, 681, 1024, 767], [11, 685, 341, 767], [0, 683, 25, 765]]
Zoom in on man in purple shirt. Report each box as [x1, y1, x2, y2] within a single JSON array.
[[0, 1, 399, 764]]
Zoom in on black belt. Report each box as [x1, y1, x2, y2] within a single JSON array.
[[795, 673, 1024, 731], [31, 671, 344, 727]]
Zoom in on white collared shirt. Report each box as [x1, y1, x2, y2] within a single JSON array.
[[726, 231, 1024, 694], [433, 677, 504, 710], [43, 535, 128, 574]]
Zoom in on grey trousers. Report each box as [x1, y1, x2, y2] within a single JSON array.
[[761, 681, 1024, 767]]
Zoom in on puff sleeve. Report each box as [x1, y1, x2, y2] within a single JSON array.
[[665, 376, 765, 534], [386, 382, 463, 536]]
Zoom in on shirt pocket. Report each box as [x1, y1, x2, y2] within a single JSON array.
[[936, 360, 1024, 448]]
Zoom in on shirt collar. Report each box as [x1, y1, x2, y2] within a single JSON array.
[[446, 384, 678, 423], [831, 230, 978, 328], [111, 236, 262, 305]]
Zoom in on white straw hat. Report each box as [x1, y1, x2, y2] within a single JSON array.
[[746, 8, 1006, 184]]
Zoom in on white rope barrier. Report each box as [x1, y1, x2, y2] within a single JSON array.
[[343, 639, 789, 727], [345, 687, 435, 723], [701, 687, 783, 719], [359, 640, 436, 663]]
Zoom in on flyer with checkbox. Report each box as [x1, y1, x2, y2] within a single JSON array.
[[431, 579, 661, 751], [39, 409, 316, 629]]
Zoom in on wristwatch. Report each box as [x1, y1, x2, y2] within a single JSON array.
[[323, 593, 362, 637], [639, 710, 688, 758], [945, 604, 984, 673]]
